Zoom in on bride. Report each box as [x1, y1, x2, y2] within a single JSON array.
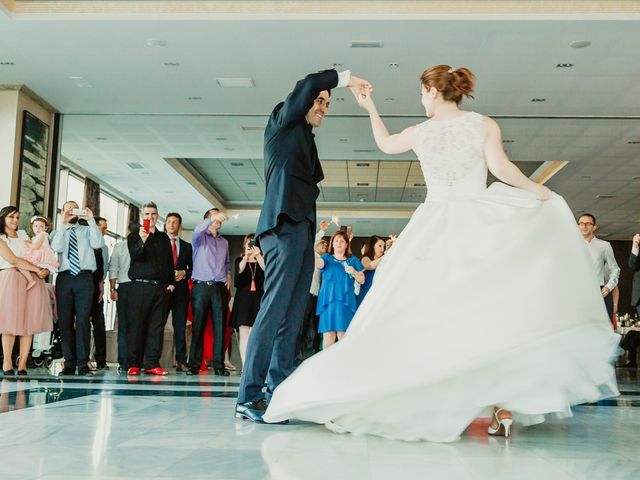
[[263, 65, 620, 442]]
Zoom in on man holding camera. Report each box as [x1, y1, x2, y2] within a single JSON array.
[[51, 201, 104, 376], [188, 208, 231, 376], [126, 201, 175, 376]]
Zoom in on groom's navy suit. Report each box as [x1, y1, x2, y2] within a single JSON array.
[[237, 69, 339, 404]]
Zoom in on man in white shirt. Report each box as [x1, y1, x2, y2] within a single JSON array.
[[578, 213, 620, 322], [109, 228, 131, 372]]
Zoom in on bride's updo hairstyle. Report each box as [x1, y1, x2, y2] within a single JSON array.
[[420, 65, 475, 105]]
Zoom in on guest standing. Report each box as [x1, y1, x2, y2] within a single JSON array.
[[90, 216, 109, 370], [357, 235, 386, 308], [109, 229, 131, 372], [0, 206, 52, 376]]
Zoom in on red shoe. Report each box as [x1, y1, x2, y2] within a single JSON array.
[[145, 367, 169, 376], [127, 367, 140, 376]]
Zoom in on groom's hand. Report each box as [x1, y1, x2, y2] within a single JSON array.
[[347, 75, 372, 92]]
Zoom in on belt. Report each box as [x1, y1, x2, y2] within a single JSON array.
[[193, 280, 225, 286], [133, 279, 162, 285]]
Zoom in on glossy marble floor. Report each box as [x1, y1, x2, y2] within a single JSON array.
[[0, 367, 639, 480]]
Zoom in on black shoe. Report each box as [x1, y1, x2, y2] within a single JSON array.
[[176, 363, 189, 372], [236, 399, 268, 423], [60, 367, 76, 376], [214, 368, 230, 376], [17, 369, 28, 376], [2, 369, 15, 376], [78, 368, 95, 376], [186, 369, 199, 376]]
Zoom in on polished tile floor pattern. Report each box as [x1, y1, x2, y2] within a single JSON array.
[[0, 368, 639, 480]]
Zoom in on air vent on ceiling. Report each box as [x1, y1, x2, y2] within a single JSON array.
[[414, 183, 426, 187], [229, 162, 244, 166], [0, 61, 16, 66], [216, 77, 255, 88], [531, 98, 547, 102], [215, 137, 228, 141], [163, 62, 180, 67], [188, 209, 200, 214], [596, 194, 615, 199], [356, 182, 369, 186], [354, 149, 376, 153], [350, 41, 383, 48], [126, 162, 145, 169], [556, 63, 574, 68], [241, 126, 265, 131], [502, 139, 515, 143], [356, 163, 370, 167], [245, 182, 257, 186], [627, 141, 640, 144]]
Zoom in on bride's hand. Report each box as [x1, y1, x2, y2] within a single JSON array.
[[350, 85, 375, 112], [535, 185, 552, 201]]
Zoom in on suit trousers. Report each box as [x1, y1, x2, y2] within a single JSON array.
[[189, 282, 227, 371], [602, 286, 614, 321], [115, 281, 131, 369], [237, 218, 314, 404], [55, 271, 94, 370], [169, 282, 190, 365], [127, 281, 170, 369], [90, 281, 107, 365]]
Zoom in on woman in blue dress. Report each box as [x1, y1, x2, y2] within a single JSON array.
[[356, 235, 386, 308], [316, 230, 365, 350]]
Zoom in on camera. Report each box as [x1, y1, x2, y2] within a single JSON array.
[[71, 208, 87, 217]]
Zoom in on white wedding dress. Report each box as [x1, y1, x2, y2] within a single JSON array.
[[264, 111, 620, 442]]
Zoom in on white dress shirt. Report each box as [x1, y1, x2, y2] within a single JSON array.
[[309, 228, 327, 296], [585, 236, 620, 291], [108, 240, 131, 284]]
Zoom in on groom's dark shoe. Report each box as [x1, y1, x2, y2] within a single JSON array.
[[235, 399, 268, 423], [235, 399, 289, 424]]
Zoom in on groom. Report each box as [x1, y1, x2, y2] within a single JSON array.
[[236, 68, 370, 423]]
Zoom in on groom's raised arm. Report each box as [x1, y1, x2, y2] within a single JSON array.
[[274, 69, 348, 128]]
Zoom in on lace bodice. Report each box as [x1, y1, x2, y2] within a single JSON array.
[[413, 111, 487, 199]]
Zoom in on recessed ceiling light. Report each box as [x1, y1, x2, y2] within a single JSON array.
[[0, 61, 16, 66], [333, 63, 343, 68], [502, 139, 515, 143], [187, 96, 202, 100], [230, 162, 244, 166], [556, 63, 574, 68], [531, 98, 546, 102], [69, 76, 92, 88], [339, 138, 348, 142], [216, 77, 255, 88], [570, 40, 591, 49], [163, 62, 180, 67], [356, 182, 369, 186], [384, 98, 395, 102], [414, 183, 426, 187], [388, 63, 399, 68], [596, 194, 616, 199], [146, 38, 167, 47], [350, 41, 383, 48], [356, 163, 370, 167]]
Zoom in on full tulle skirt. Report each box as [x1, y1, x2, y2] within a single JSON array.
[[264, 183, 620, 442]]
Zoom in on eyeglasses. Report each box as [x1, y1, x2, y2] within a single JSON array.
[[578, 222, 594, 227]]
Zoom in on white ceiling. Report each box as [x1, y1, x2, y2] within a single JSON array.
[[1, 4, 639, 238]]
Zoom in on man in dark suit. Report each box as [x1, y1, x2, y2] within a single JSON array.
[[164, 212, 193, 372], [90, 216, 109, 370], [621, 233, 640, 368], [236, 68, 370, 422]]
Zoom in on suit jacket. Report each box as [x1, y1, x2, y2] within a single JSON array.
[[173, 238, 193, 298], [630, 252, 640, 306], [255, 69, 339, 237]]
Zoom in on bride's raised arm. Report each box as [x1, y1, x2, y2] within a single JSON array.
[[350, 87, 415, 155]]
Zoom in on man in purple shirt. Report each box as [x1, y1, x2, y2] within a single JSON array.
[[187, 208, 231, 376]]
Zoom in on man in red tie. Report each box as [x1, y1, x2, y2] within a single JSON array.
[[165, 212, 193, 372]]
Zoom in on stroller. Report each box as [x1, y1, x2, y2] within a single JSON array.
[[30, 284, 63, 369]]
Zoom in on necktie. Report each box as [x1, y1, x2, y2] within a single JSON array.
[[68, 227, 81, 275], [171, 238, 178, 268]]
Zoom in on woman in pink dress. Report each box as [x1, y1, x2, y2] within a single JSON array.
[[0, 206, 52, 376]]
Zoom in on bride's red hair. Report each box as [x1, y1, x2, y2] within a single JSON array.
[[420, 65, 475, 105]]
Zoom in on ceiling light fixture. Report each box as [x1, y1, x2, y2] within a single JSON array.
[[570, 40, 591, 49], [350, 41, 383, 48], [230, 162, 244, 166], [0, 61, 16, 66], [187, 96, 202, 100], [334, 97, 345, 102], [354, 149, 376, 153], [502, 139, 515, 143], [333, 63, 343, 68], [627, 141, 640, 144], [339, 138, 348, 142], [146, 39, 167, 47], [126, 162, 145, 169], [414, 183, 426, 187], [216, 77, 255, 88], [556, 63, 574, 68], [596, 194, 615, 199], [245, 181, 257, 186], [531, 98, 546, 102], [215, 137, 228, 141], [95, 136, 108, 141], [384, 98, 395, 102], [163, 62, 180, 67], [69, 76, 92, 88], [357, 182, 369, 186], [356, 163, 370, 167], [388, 63, 399, 68]]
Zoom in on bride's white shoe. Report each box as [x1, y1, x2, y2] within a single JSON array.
[[487, 408, 513, 437]]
